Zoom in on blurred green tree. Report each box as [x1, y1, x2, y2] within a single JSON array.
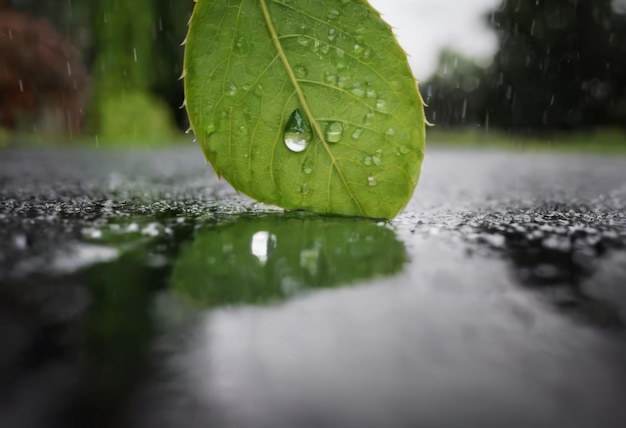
[[421, 49, 490, 128], [484, 0, 626, 131]]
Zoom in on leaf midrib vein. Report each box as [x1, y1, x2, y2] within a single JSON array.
[[258, 0, 364, 216]]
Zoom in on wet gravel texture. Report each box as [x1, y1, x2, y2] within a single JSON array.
[[1, 146, 625, 428]]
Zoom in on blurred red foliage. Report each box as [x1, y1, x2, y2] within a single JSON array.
[[0, 7, 88, 136]]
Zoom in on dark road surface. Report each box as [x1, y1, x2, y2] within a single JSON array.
[[1, 146, 625, 428]]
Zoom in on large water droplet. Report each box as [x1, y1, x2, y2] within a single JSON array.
[[325, 122, 344, 143], [284, 109, 312, 153]]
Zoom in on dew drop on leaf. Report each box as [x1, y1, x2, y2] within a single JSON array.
[[352, 44, 365, 57], [295, 64, 308, 78], [284, 108, 312, 153], [297, 36, 311, 47], [367, 174, 377, 187], [325, 121, 344, 143], [226, 82, 238, 96], [205, 123, 216, 136], [352, 127, 364, 140]]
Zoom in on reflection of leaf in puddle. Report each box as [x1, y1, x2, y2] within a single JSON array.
[[172, 215, 407, 307]]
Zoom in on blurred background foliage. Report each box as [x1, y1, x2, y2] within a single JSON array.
[[0, 0, 625, 149]]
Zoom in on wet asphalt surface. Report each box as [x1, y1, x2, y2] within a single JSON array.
[[0, 145, 625, 428]]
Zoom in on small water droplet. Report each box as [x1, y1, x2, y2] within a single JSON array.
[[352, 44, 365, 57], [335, 48, 347, 69], [328, 9, 340, 19], [337, 74, 348, 88], [295, 64, 308, 78], [364, 156, 372, 166], [303, 167, 313, 174], [254, 84, 264, 97], [367, 174, 377, 187], [300, 183, 309, 194], [366, 88, 377, 98], [364, 111, 375, 125], [205, 123, 216, 135], [328, 28, 336, 41], [390, 80, 404, 91], [376, 99, 387, 111], [372, 155, 382, 166], [226, 81, 238, 96], [297, 36, 311, 47], [352, 128, 364, 139], [284, 108, 312, 153], [325, 122, 344, 143], [324, 71, 337, 85], [399, 146, 411, 154], [385, 128, 395, 136], [350, 81, 365, 97], [235, 124, 249, 136]]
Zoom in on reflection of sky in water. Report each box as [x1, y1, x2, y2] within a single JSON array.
[[369, 0, 501, 80]]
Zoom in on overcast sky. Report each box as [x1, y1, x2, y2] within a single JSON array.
[[368, 0, 502, 80]]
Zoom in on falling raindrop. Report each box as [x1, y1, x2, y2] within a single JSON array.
[[284, 108, 312, 153], [325, 122, 344, 143]]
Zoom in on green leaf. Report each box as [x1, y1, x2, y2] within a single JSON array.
[[171, 214, 407, 307], [184, 0, 425, 218]]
